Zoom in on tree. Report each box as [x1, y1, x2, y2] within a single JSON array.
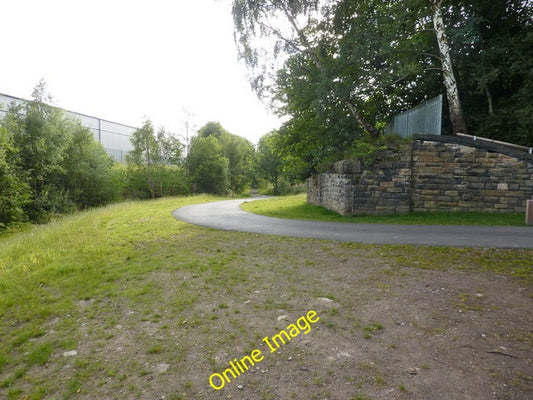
[[197, 121, 254, 194], [157, 127, 183, 166], [256, 130, 283, 194], [127, 120, 185, 198], [187, 135, 229, 195], [127, 120, 159, 198], [6, 82, 74, 220], [0, 127, 30, 228], [447, 0, 533, 144], [61, 120, 118, 208], [427, 0, 467, 135], [0, 80, 122, 224], [272, 0, 436, 175], [232, 0, 379, 136], [239, 0, 532, 178]]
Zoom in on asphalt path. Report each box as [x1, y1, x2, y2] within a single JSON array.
[[172, 198, 533, 249]]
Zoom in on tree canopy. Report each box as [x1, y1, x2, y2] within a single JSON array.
[[193, 121, 255, 194], [0, 81, 118, 226], [234, 0, 533, 177]]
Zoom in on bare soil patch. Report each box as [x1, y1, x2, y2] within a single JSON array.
[[66, 232, 532, 400]]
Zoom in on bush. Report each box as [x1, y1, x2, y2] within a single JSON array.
[[0, 83, 124, 227], [120, 164, 190, 199], [62, 122, 120, 208], [258, 179, 306, 196]]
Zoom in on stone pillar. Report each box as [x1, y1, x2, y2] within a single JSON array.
[[526, 200, 533, 226]]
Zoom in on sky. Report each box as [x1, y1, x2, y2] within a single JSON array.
[[1, 0, 282, 144]]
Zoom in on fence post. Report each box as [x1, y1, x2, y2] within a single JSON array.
[[526, 200, 533, 226]]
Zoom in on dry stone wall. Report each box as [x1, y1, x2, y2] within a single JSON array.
[[307, 135, 533, 215]]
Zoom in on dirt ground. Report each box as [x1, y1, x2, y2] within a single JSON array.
[[52, 233, 532, 400]]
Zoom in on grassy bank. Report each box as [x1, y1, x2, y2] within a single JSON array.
[[0, 196, 531, 400], [241, 194, 527, 226]]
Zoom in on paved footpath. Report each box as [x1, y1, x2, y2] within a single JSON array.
[[173, 198, 533, 249]]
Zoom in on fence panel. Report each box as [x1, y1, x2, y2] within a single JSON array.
[[386, 95, 442, 137]]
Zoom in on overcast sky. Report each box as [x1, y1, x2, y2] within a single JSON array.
[[1, 0, 282, 144]]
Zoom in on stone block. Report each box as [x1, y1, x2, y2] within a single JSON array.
[[333, 160, 361, 174], [493, 203, 509, 209]]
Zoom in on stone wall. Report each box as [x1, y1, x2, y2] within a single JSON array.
[[307, 135, 533, 215]]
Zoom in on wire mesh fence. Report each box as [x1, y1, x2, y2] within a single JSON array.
[[386, 95, 443, 137]]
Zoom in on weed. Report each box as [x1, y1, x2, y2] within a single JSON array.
[[28, 343, 53, 366], [362, 322, 384, 339], [0, 353, 6, 373], [147, 344, 163, 354], [313, 377, 324, 387], [329, 307, 340, 316], [13, 368, 26, 379], [7, 388, 24, 400], [351, 394, 372, 400]]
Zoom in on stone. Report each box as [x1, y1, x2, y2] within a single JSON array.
[[333, 160, 361, 174], [63, 350, 78, 357], [317, 297, 333, 303], [154, 363, 169, 373]]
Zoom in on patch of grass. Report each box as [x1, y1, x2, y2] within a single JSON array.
[[340, 242, 532, 283], [362, 322, 384, 339], [351, 394, 372, 400], [7, 388, 24, 400], [28, 343, 53, 366], [147, 344, 163, 354], [0, 194, 530, 399], [241, 194, 526, 226]]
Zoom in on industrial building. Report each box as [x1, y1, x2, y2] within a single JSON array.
[[0, 92, 135, 163]]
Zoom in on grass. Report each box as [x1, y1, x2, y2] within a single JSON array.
[[362, 322, 384, 339], [0, 195, 531, 399], [241, 194, 527, 226]]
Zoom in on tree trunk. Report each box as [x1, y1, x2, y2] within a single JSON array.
[[484, 84, 494, 115], [344, 100, 380, 137], [429, 0, 468, 135]]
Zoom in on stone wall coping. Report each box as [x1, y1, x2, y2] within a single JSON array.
[[413, 134, 533, 163]]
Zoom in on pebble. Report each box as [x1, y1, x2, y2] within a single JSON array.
[[154, 363, 170, 373], [63, 350, 78, 357], [317, 297, 333, 303]]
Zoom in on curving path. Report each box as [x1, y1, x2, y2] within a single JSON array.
[[172, 198, 533, 248]]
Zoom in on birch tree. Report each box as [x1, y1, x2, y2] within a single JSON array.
[[232, 0, 379, 136], [427, 0, 467, 135]]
